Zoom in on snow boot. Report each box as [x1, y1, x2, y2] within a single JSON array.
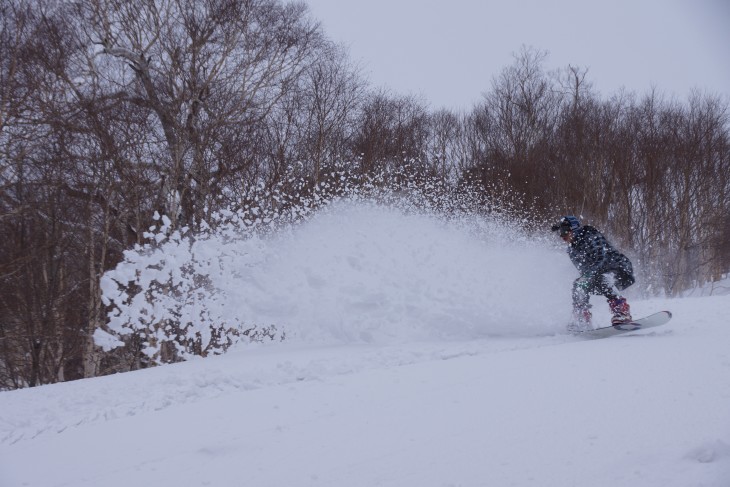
[[609, 297, 632, 325]]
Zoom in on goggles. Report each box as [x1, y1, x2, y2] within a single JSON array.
[[551, 222, 573, 237]]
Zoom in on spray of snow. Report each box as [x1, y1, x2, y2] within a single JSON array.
[[225, 199, 573, 343], [100, 191, 577, 358]]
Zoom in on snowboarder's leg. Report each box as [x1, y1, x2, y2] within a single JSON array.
[[614, 269, 635, 291], [593, 274, 633, 325], [613, 257, 635, 291], [571, 277, 593, 330]]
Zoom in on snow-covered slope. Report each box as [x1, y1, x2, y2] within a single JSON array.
[[2, 202, 729, 487]]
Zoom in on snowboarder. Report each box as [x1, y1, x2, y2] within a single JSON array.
[[551, 216, 635, 330]]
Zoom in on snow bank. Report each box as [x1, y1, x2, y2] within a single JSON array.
[[1, 295, 729, 487]]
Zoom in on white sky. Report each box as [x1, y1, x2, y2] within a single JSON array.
[[305, 0, 730, 110]]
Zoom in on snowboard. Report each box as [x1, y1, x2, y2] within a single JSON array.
[[574, 310, 672, 339]]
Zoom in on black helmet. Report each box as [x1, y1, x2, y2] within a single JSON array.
[[551, 215, 581, 236]]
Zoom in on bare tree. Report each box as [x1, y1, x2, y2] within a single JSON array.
[[300, 43, 364, 183], [426, 109, 466, 182], [1, 0, 84, 387], [76, 0, 325, 228], [352, 90, 430, 176], [261, 41, 365, 190]]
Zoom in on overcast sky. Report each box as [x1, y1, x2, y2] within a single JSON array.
[[305, 0, 730, 110]]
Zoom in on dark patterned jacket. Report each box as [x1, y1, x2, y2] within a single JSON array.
[[567, 225, 635, 289]]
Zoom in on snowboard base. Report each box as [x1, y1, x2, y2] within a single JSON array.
[[573, 311, 672, 339]]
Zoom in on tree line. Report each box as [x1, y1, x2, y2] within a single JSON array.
[[2, 0, 729, 389]]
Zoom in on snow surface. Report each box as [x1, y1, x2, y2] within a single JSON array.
[[2, 202, 730, 487]]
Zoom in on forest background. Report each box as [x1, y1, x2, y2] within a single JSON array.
[[1, 0, 729, 389]]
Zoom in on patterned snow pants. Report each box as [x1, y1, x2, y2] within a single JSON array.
[[572, 273, 620, 311]]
